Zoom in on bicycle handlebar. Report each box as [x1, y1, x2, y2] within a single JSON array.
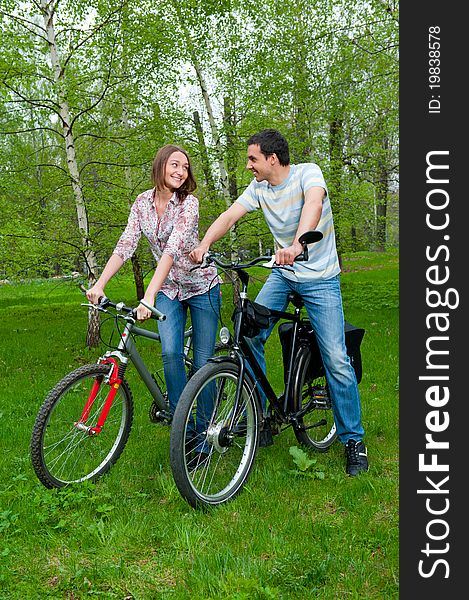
[[78, 285, 166, 321], [138, 299, 166, 321], [192, 229, 323, 272], [203, 254, 274, 271], [199, 248, 308, 272]]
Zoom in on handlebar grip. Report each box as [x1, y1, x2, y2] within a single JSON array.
[[139, 299, 166, 321], [190, 255, 212, 271]]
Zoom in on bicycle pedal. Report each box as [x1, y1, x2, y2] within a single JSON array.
[[149, 403, 172, 425]]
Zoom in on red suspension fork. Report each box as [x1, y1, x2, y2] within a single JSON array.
[[76, 358, 122, 435]]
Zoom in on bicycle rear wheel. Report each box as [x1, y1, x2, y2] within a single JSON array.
[[31, 363, 133, 488], [170, 361, 261, 508], [291, 346, 337, 451]]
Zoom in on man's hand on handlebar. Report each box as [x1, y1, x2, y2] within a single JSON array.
[[275, 241, 304, 266], [189, 244, 210, 264]]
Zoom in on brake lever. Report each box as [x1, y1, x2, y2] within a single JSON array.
[[80, 301, 108, 312], [273, 264, 295, 273], [261, 257, 294, 273], [190, 254, 213, 271]]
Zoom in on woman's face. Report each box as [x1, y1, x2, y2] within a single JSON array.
[[164, 151, 189, 190]]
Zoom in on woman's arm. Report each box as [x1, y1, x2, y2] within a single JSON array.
[[135, 254, 174, 320], [135, 196, 199, 320], [87, 196, 144, 303]]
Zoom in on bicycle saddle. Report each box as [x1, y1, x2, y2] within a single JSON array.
[[287, 292, 304, 309]]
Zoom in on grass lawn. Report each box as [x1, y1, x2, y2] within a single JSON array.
[[0, 250, 399, 599]]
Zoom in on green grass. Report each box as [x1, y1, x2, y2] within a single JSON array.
[[0, 250, 399, 599]]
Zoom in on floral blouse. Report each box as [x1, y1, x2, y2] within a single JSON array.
[[113, 189, 221, 300]]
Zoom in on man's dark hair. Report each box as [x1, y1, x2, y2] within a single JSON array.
[[247, 129, 290, 166]]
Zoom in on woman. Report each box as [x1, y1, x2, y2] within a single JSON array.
[[86, 144, 221, 421]]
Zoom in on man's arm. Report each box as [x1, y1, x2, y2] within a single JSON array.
[[190, 202, 248, 263], [275, 186, 325, 265]]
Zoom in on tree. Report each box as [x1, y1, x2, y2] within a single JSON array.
[[1, 0, 399, 296]]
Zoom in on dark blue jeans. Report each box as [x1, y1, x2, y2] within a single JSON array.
[[156, 285, 221, 415]]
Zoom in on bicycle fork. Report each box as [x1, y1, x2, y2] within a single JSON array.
[[75, 357, 124, 435]]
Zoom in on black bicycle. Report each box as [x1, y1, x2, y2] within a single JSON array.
[[169, 231, 365, 508]]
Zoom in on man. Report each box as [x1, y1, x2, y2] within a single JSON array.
[[190, 128, 368, 476]]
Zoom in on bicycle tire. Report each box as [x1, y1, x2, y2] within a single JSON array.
[[170, 361, 261, 509], [291, 345, 337, 451], [31, 363, 133, 488]]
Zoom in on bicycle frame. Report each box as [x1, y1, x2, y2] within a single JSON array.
[[226, 268, 304, 426], [104, 320, 168, 409], [238, 311, 301, 417], [77, 301, 192, 434]]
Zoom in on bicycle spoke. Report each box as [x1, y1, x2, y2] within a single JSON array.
[[31, 364, 133, 487], [170, 363, 260, 507]]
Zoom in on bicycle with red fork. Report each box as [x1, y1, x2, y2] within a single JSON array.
[[30, 293, 187, 488]]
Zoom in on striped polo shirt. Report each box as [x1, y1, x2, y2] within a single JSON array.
[[236, 163, 340, 281]]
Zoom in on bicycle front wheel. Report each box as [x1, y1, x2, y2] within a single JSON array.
[[170, 361, 261, 508], [31, 363, 133, 488], [291, 346, 337, 451]]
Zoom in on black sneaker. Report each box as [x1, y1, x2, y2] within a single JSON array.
[[345, 440, 369, 476]]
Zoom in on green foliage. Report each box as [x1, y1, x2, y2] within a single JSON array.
[[0, 0, 398, 279], [289, 446, 325, 480]]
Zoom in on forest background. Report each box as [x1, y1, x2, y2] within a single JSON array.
[[0, 0, 398, 297]]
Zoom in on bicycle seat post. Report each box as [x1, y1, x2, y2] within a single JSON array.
[[237, 269, 250, 298]]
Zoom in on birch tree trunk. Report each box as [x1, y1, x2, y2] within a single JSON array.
[[171, 2, 238, 258], [41, 0, 100, 346]]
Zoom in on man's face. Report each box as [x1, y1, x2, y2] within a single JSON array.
[[246, 144, 273, 182]]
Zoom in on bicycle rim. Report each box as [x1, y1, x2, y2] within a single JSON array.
[[171, 363, 260, 508], [32, 364, 133, 487]]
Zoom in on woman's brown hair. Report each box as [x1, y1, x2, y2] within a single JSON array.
[[151, 144, 197, 201]]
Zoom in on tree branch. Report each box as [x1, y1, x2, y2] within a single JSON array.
[[61, 1, 125, 72], [0, 126, 63, 138], [0, 8, 48, 39]]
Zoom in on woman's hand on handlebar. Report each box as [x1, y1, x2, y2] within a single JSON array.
[[86, 284, 106, 305], [136, 294, 156, 321], [136, 304, 152, 321]]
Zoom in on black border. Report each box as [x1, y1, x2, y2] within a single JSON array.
[[400, 5, 465, 596]]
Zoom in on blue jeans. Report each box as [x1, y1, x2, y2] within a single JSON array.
[[156, 285, 221, 416], [248, 270, 364, 444]]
